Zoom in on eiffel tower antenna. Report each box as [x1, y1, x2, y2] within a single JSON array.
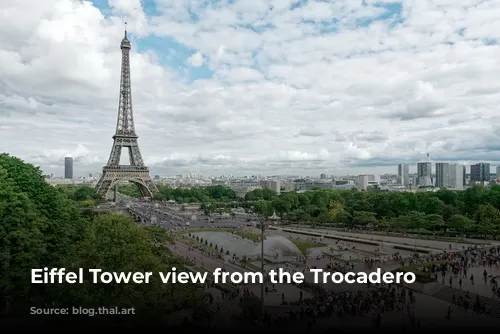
[[95, 27, 158, 200]]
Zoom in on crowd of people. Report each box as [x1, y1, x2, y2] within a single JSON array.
[[259, 281, 419, 331], [176, 228, 500, 330], [260, 245, 500, 329]]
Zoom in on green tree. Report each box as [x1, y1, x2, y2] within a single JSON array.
[[272, 199, 291, 218], [62, 214, 198, 315], [375, 219, 390, 230], [117, 184, 142, 198], [424, 214, 445, 234], [477, 220, 497, 239], [333, 211, 352, 226], [0, 167, 46, 310], [448, 215, 474, 236], [474, 204, 500, 225], [0, 154, 201, 322], [0, 154, 85, 266], [351, 211, 377, 228], [419, 196, 445, 215]]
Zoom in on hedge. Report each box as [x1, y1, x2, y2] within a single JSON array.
[[393, 245, 431, 254], [283, 229, 379, 246]]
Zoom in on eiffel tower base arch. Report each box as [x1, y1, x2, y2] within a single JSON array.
[[95, 167, 158, 200]]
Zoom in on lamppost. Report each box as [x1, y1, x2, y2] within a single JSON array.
[[259, 213, 266, 315]]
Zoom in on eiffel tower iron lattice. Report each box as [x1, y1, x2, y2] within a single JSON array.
[[95, 27, 158, 199]]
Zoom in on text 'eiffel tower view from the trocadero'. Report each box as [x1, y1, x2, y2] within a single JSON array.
[[3, 1, 500, 332]]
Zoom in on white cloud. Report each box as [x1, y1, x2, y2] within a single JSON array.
[[1, 0, 500, 177], [186, 51, 204, 67]]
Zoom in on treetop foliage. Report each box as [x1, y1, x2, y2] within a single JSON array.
[[119, 183, 237, 203], [0, 154, 199, 322], [120, 175, 500, 238]]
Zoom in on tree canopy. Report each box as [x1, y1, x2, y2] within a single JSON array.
[[242, 186, 500, 238], [119, 183, 237, 203], [0, 153, 199, 324], [118, 175, 500, 239]]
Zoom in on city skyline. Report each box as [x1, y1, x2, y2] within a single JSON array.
[[48, 156, 498, 179], [2, 1, 500, 176]]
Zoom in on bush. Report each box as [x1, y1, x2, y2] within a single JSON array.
[[282, 228, 379, 246], [324, 235, 379, 246], [397, 260, 449, 283]]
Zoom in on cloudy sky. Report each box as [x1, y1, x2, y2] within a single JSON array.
[[1, 0, 500, 177]]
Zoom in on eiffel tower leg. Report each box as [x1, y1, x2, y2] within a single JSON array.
[[107, 143, 122, 166], [129, 142, 144, 166]]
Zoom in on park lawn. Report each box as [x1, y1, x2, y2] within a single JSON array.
[[292, 239, 326, 256], [183, 228, 261, 242]]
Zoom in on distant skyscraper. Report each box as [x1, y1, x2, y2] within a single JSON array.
[[397, 164, 409, 186], [64, 157, 73, 179], [357, 175, 369, 191], [449, 164, 465, 188], [496, 166, 500, 180], [463, 165, 467, 186], [471, 164, 477, 182], [435, 163, 450, 188], [471, 162, 490, 183], [417, 162, 432, 187]]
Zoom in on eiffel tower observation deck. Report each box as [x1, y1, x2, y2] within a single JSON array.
[[95, 24, 158, 200]]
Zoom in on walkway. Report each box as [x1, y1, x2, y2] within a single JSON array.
[[432, 286, 500, 317]]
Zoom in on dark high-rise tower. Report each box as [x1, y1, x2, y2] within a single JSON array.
[[470, 162, 490, 184], [95, 25, 158, 199], [64, 157, 73, 179]]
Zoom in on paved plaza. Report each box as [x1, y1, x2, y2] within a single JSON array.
[[169, 225, 500, 330], [435, 261, 500, 299]]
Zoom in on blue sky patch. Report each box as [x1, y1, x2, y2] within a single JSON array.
[[134, 35, 214, 81], [142, 0, 160, 16], [90, 0, 112, 17], [92, 0, 404, 81], [357, 2, 403, 28]]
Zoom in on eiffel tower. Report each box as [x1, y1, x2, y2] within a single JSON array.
[[95, 25, 158, 200]]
